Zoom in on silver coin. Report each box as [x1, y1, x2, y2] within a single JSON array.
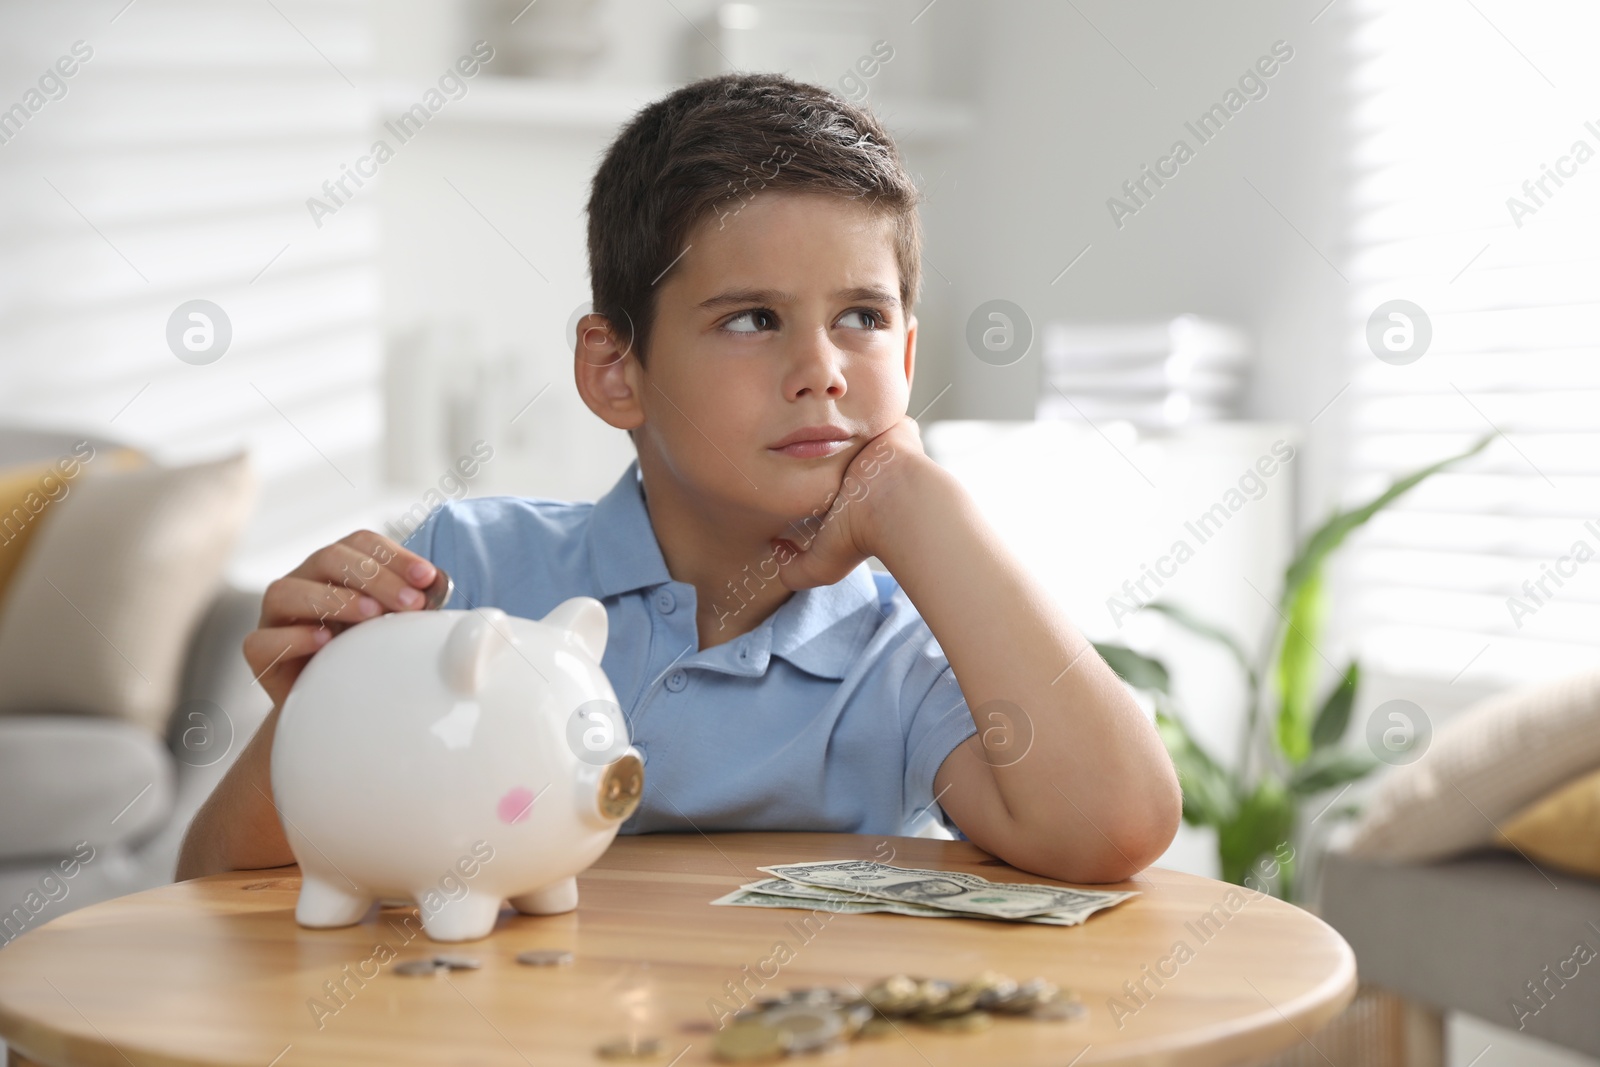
[[433, 954, 482, 970], [422, 567, 454, 610], [1029, 998, 1087, 1022], [516, 949, 574, 967], [393, 959, 444, 976], [761, 1003, 844, 1053]]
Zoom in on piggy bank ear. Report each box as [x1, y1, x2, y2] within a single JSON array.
[[541, 596, 608, 662], [442, 608, 512, 697]]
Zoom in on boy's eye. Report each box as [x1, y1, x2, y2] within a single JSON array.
[[718, 307, 888, 334], [721, 309, 776, 333], [839, 309, 887, 330]]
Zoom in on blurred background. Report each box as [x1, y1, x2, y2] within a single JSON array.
[[1, 1, 1597, 1064]]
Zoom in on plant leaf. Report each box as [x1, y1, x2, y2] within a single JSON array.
[[1311, 661, 1361, 750], [1144, 601, 1258, 692], [1270, 435, 1488, 767], [1155, 710, 1237, 828], [1274, 568, 1324, 765], [1289, 746, 1379, 796], [1217, 777, 1295, 893], [1280, 432, 1492, 609], [1093, 643, 1170, 694]]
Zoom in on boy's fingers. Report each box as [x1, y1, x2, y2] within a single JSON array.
[[243, 624, 334, 680], [305, 541, 432, 614], [261, 575, 389, 629], [337, 529, 436, 587]]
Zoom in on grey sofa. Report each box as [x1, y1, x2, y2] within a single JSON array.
[[1316, 844, 1600, 1060], [0, 426, 269, 944]]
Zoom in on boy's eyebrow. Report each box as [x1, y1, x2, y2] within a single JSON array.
[[695, 286, 901, 311]]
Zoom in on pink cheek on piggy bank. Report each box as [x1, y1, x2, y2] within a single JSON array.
[[497, 787, 538, 824]]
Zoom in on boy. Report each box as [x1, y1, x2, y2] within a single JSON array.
[[177, 72, 1179, 886]]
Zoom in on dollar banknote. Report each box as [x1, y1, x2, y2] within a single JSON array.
[[754, 860, 1137, 922], [721, 877, 1102, 926], [709, 887, 962, 918]]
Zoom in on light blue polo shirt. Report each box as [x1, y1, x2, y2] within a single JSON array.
[[400, 458, 977, 840]]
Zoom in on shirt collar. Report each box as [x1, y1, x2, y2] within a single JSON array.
[[585, 458, 882, 680], [586, 459, 673, 599]]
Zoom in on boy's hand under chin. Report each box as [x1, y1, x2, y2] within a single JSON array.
[[768, 415, 933, 591]]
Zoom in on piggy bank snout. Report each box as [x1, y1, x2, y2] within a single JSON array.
[[595, 748, 644, 823]]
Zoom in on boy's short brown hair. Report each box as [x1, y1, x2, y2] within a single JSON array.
[[585, 72, 922, 366]]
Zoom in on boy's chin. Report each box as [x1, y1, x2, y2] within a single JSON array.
[[754, 456, 854, 517]]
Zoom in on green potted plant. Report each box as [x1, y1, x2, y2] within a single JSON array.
[[1095, 433, 1492, 901]]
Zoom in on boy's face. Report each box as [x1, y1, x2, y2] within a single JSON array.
[[623, 191, 915, 525]]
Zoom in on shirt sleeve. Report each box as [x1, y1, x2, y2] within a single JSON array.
[[900, 626, 978, 840]]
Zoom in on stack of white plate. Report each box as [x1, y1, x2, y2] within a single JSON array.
[[1035, 315, 1250, 430]]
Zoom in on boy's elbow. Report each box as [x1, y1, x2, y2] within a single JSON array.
[[1111, 763, 1184, 877], [1032, 772, 1183, 884]]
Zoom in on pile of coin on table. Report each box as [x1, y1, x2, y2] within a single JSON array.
[[709, 971, 1086, 1062]]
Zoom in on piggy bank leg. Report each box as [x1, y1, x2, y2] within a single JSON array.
[[296, 873, 373, 928], [509, 876, 578, 916], [419, 890, 504, 942]]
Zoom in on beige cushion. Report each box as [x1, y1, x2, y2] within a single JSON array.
[[0, 446, 147, 613], [1345, 670, 1600, 862], [0, 453, 255, 736], [1495, 765, 1600, 879]]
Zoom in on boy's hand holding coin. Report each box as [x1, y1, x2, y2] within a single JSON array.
[[242, 530, 449, 709]]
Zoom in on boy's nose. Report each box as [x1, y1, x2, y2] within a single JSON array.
[[784, 331, 848, 400]]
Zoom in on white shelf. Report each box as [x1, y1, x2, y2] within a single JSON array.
[[374, 77, 975, 142]]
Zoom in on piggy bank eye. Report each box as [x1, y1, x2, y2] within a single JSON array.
[[567, 699, 628, 764]]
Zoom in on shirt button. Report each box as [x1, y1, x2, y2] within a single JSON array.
[[665, 669, 687, 692], [737, 641, 749, 661], [654, 589, 676, 614]]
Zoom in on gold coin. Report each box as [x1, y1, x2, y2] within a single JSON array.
[[857, 1015, 899, 1040], [911, 977, 952, 1012], [920, 983, 982, 1017], [864, 974, 918, 1015], [713, 1020, 790, 1062], [990, 977, 1059, 1014], [595, 1035, 664, 1059], [969, 970, 1016, 994], [975, 973, 1021, 1011]]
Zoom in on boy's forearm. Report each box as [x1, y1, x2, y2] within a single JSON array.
[[174, 707, 295, 881], [870, 462, 1181, 877]]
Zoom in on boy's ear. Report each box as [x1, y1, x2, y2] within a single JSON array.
[[573, 312, 646, 432], [903, 313, 917, 395]]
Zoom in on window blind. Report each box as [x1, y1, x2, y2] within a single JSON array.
[[0, 0, 381, 553], [1339, 0, 1600, 684]]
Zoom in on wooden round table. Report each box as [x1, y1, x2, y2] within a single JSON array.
[[0, 833, 1354, 1066]]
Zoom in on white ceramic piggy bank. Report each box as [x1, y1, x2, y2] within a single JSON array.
[[270, 597, 643, 942]]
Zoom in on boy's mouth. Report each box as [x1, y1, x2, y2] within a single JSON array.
[[767, 424, 853, 459]]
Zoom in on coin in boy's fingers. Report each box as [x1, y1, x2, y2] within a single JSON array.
[[422, 567, 454, 610]]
